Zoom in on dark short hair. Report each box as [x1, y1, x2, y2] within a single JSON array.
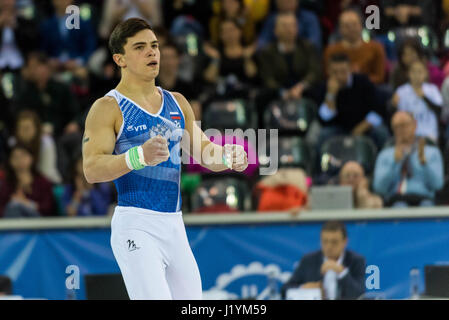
[[321, 220, 347, 239], [108, 18, 153, 55], [328, 52, 350, 65]]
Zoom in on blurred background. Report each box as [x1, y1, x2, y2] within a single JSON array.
[[0, 0, 449, 300]]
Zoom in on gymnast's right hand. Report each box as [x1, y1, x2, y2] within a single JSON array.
[[142, 135, 170, 166]]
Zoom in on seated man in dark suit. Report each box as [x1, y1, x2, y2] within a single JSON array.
[[310, 52, 390, 152], [281, 220, 366, 300]]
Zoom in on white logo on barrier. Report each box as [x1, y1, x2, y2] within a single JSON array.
[[366, 264, 380, 289], [202, 262, 291, 300], [65, 265, 80, 290]]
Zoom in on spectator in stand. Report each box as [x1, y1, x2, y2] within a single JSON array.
[[0, 0, 39, 72], [11, 51, 82, 137], [321, 0, 380, 35], [203, 18, 258, 91], [99, 0, 162, 41], [40, 0, 97, 72], [312, 53, 389, 151], [257, 12, 321, 101], [382, 0, 436, 30], [339, 161, 383, 208], [8, 110, 61, 184], [391, 59, 443, 142], [390, 37, 445, 90], [62, 157, 113, 217], [162, 0, 211, 31], [0, 144, 55, 217], [257, 0, 322, 51], [324, 8, 387, 85], [209, 0, 256, 47], [373, 111, 444, 207], [157, 41, 202, 120]]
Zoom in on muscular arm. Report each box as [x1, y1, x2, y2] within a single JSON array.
[[82, 97, 131, 184], [173, 92, 230, 172]]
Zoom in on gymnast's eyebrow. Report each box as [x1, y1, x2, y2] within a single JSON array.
[[132, 42, 147, 47], [132, 41, 159, 47]]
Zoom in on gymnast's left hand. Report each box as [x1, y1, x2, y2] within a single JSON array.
[[230, 144, 248, 172]]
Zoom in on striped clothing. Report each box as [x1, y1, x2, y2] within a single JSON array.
[[105, 87, 185, 213]]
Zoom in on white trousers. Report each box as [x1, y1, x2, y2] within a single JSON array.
[[110, 206, 202, 300]]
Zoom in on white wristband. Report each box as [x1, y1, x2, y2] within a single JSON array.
[[125, 149, 133, 170], [125, 145, 147, 170], [222, 144, 233, 169]]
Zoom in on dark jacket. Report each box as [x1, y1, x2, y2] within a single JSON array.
[[0, 17, 40, 61], [310, 73, 386, 130], [281, 249, 366, 300], [257, 39, 321, 91], [39, 15, 96, 64]]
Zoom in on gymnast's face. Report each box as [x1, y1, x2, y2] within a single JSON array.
[[118, 29, 160, 80]]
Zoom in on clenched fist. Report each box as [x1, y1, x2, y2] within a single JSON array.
[[223, 144, 248, 172], [142, 135, 170, 166]]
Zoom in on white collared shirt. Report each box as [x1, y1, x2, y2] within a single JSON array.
[[323, 251, 349, 279], [322, 251, 349, 300]]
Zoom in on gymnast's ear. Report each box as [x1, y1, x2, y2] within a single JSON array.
[[113, 53, 126, 68]]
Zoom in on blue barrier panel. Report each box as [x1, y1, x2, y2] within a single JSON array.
[[1, 218, 449, 299]]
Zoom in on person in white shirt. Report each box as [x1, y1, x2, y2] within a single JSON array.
[[392, 60, 443, 142]]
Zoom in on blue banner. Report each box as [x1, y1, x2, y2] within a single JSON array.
[[1, 218, 449, 299]]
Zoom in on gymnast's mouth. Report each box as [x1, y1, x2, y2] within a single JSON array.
[[147, 61, 158, 66]]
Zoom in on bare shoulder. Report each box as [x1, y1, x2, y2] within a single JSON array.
[[171, 91, 188, 107], [171, 91, 194, 119], [83, 96, 120, 156], [85, 96, 121, 126]]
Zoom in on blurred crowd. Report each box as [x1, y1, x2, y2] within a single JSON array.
[[1, 0, 449, 218]]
